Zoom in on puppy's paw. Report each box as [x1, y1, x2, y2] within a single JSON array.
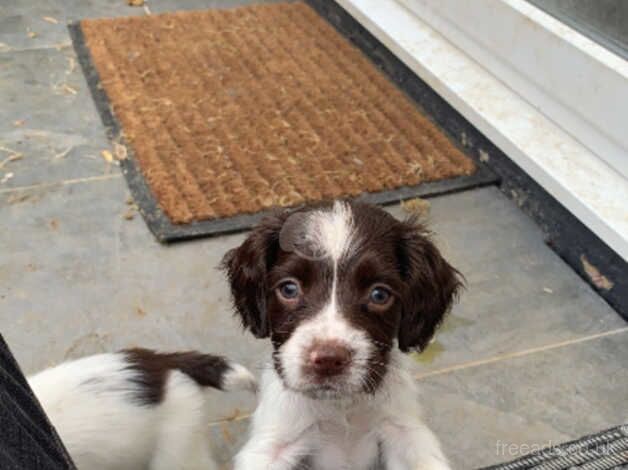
[[416, 457, 451, 470]]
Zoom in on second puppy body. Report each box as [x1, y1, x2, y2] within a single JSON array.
[[28, 348, 256, 470]]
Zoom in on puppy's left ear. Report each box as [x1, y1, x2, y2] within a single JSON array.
[[396, 219, 463, 352], [220, 212, 287, 338]]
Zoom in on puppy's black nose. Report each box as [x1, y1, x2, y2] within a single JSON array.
[[307, 341, 352, 378]]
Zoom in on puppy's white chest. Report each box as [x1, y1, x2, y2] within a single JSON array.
[[309, 418, 381, 470]]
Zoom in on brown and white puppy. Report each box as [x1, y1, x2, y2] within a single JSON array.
[[28, 349, 256, 470], [222, 201, 462, 470]]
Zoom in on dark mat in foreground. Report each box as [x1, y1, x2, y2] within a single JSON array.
[[69, 2, 496, 242], [0, 335, 75, 469], [482, 425, 628, 470]]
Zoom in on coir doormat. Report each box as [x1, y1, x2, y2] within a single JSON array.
[[481, 425, 628, 470], [70, 2, 496, 242]]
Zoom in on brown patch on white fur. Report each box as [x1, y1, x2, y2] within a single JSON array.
[[123, 348, 255, 405]]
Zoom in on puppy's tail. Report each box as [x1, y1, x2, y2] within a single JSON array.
[[123, 348, 258, 394], [219, 361, 258, 393]]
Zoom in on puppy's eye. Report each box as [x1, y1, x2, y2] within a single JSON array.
[[277, 280, 300, 300], [369, 287, 391, 304]]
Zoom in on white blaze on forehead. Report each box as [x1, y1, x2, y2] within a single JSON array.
[[308, 201, 352, 324], [307, 201, 354, 263]]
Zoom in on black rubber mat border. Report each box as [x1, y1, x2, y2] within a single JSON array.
[[304, 0, 628, 318], [480, 424, 628, 470], [68, 17, 498, 243]]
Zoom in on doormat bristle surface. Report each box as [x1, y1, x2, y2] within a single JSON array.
[[72, 1, 495, 241]]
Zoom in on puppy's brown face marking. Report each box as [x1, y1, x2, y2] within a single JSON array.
[[222, 201, 462, 398]]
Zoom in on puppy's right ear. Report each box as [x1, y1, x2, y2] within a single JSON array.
[[220, 213, 287, 338]]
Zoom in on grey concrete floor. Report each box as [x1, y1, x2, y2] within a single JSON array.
[[1, 1, 627, 469]]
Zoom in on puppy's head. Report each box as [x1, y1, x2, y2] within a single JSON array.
[[222, 201, 462, 398]]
